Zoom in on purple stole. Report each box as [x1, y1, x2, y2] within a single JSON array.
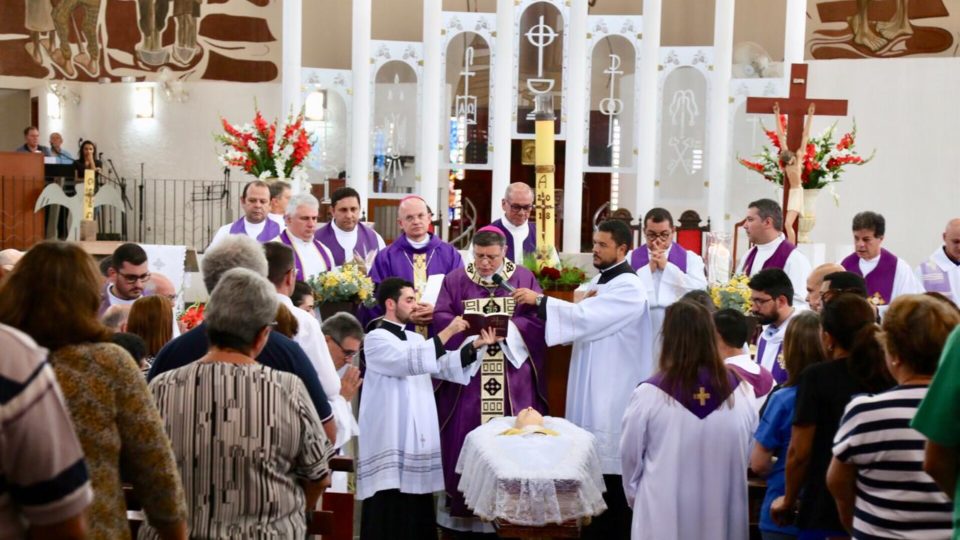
[[841, 249, 898, 305], [743, 239, 796, 276], [919, 259, 954, 298], [228, 217, 280, 243], [279, 230, 334, 281], [314, 222, 380, 266], [756, 334, 788, 384], [630, 243, 689, 273], [726, 363, 774, 398], [642, 368, 740, 419], [490, 219, 537, 262]]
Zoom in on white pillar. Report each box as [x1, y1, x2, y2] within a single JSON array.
[[636, 0, 661, 218], [281, 0, 302, 116], [562, 0, 588, 252], [783, 0, 807, 65], [421, 1, 442, 215], [708, 0, 735, 227], [490, 0, 515, 223], [350, 0, 372, 206]]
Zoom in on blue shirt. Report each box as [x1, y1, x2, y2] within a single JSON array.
[[148, 322, 333, 422], [754, 385, 799, 535]]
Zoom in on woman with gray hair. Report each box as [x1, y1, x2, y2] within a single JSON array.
[[143, 268, 334, 539]]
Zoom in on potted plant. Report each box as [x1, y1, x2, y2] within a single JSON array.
[[307, 262, 377, 320]]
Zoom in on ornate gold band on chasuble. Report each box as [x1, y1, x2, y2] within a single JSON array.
[[463, 295, 516, 425], [465, 259, 516, 288], [412, 253, 429, 337]]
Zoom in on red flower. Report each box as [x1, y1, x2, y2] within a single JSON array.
[[837, 133, 853, 151], [179, 304, 205, 331], [254, 111, 269, 135], [764, 130, 781, 150], [738, 158, 765, 173], [540, 267, 562, 279]]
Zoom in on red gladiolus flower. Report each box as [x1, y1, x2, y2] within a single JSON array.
[[540, 267, 562, 279]]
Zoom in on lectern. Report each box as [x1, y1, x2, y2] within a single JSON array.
[[0, 152, 45, 250]]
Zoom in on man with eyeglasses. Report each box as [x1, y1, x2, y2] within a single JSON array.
[[489, 182, 538, 264], [628, 208, 707, 352], [748, 269, 798, 384], [99, 243, 151, 316]]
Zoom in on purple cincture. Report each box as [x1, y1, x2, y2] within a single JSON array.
[[228, 217, 281, 243], [643, 368, 740, 420], [630, 243, 689, 273], [841, 249, 898, 305], [314, 222, 381, 266], [743, 240, 796, 276], [490, 219, 537, 262]]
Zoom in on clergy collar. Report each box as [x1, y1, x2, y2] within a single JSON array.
[[290, 234, 313, 245], [943, 246, 960, 266], [499, 217, 528, 234], [755, 233, 785, 251], [378, 318, 407, 340], [597, 259, 634, 284], [404, 234, 431, 250]]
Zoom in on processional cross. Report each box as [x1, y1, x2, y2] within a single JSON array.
[[746, 64, 848, 240]]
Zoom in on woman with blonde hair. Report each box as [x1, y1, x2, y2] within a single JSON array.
[[127, 295, 173, 367]]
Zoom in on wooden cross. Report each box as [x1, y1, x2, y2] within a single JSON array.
[[746, 64, 849, 239], [693, 386, 711, 407]]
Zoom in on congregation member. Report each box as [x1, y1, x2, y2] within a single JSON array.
[[738, 199, 812, 308], [274, 304, 300, 338], [268, 180, 292, 227], [279, 193, 337, 281], [828, 294, 959, 539], [629, 207, 707, 345], [714, 308, 774, 414], [265, 242, 359, 449], [620, 300, 757, 540], [750, 311, 826, 540], [749, 269, 799, 384], [293, 280, 316, 312], [0, 248, 23, 280], [917, 218, 960, 306], [15, 125, 50, 155], [840, 211, 923, 314], [367, 195, 463, 336], [321, 312, 365, 375], [100, 304, 130, 332], [110, 332, 148, 370], [99, 242, 150, 315], [0, 323, 93, 540], [357, 278, 498, 540], [682, 288, 717, 312], [145, 268, 335, 539], [771, 294, 894, 538], [806, 263, 844, 313], [208, 180, 281, 249], [48, 132, 74, 164], [432, 227, 548, 533], [0, 241, 188, 540], [488, 182, 537, 264], [513, 219, 653, 539], [126, 296, 174, 368], [819, 271, 869, 305], [315, 187, 386, 267], [148, 235, 337, 443]]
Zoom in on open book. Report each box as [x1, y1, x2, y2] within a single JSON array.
[[463, 310, 510, 338]]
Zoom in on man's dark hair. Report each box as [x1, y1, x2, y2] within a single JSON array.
[[99, 255, 113, 277], [473, 230, 506, 248], [748, 268, 794, 306], [748, 199, 783, 231], [111, 332, 147, 363], [241, 180, 270, 199], [852, 211, 885, 237], [376, 277, 414, 310], [714, 308, 749, 348], [682, 289, 716, 313], [322, 312, 365, 344], [292, 280, 313, 307], [823, 271, 868, 298], [643, 207, 674, 228], [23, 126, 38, 136], [111, 243, 147, 269], [268, 181, 291, 200], [331, 187, 362, 208], [263, 242, 295, 287], [597, 219, 633, 249]]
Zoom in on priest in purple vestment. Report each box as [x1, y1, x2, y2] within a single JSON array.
[[840, 211, 923, 313], [314, 187, 386, 267], [432, 227, 548, 533], [737, 198, 811, 308], [207, 180, 281, 250], [488, 182, 537, 265], [365, 196, 463, 336]]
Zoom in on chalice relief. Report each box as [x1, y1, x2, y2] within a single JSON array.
[[667, 89, 700, 176]]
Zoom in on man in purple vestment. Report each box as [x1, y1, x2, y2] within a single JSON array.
[[365, 196, 463, 336], [488, 182, 537, 265], [737, 199, 811, 308], [314, 187, 386, 267], [207, 180, 280, 250], [840, 211, 923, 312], [432, 227, 548, 534]]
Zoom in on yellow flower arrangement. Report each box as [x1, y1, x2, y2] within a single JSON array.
[[709, 274, 753, 314], [307, 262, 377, 307]]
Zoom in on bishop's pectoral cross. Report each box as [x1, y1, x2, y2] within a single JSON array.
[[746, 64, 848, 241], [693, 386, 711, 407]]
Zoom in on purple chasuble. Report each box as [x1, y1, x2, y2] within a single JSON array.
[[432, 262, 548, 518], [630, 243, 689, 273], [490, 218, 537, 262], [642, 368, 741, 420], [756, 335, 788, 384], [919, 260, 953, 297], [743, 240, 796, 276], [726, 363, 774, 398], [278, 230, 334, 281], [840, 249, 898, 305], [314, 222, 381, 266], [228, 217, 281, 243]]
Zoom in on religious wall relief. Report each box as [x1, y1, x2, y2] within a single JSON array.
[[2, 0, 280, 82]]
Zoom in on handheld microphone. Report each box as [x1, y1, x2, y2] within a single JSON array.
[[491, 274, 516, 293]]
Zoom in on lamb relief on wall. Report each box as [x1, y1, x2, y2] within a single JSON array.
[[5, 0, 280, 82], [807, 0, 955, 58]]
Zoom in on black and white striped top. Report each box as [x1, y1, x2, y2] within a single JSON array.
[[833, 385, 953, 540]]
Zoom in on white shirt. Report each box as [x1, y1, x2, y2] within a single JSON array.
[[106, 285, 137, 307], [500, 217, 531, 264], [757, 309, 797, 377], [737, 234, 811, 309], [208, 218, 278, 250], [332, 222, 386, 264], [289, 235, 335, 280]]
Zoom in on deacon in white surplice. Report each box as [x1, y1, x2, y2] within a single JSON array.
[[357, 278, 500, 540], [916, 218, 960, 306], [513, 220, 654, 539]]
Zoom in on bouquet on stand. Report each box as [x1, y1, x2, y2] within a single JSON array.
[[307, 262, 377, 320], [522, 254, 589, 292], [216, 104, 314, 190]]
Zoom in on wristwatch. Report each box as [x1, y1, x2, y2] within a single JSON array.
[[535, 294, 545, 307]]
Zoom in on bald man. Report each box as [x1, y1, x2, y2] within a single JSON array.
[[916, 219, 960, 306], [145, 272, 181, 337], [806, 263, 844, 313], [0, 249, 23, 280], [489, 182, 537, 264]]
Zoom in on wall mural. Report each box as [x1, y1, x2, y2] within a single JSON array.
[[2, 0, 280, 82], [807, 0, 955, 59]]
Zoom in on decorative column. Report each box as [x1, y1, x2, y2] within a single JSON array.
[[350, 0, 372, 205], [707, 0, 735, 226], [490, 0, 515, 222], [421, 0, 442, 214], [636, 0, 661, 218], [281, 0, 302, 116], [784, 0, 807, 64], [562, 0, 587, 253]]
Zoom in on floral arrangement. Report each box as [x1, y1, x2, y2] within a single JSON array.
[[522, 254, 589, 291], [307, 262, 376, 307], [216, 105, 313, 182], [709, 275, 753, 314], [178, 302, 205, 331], [737, 117, 874, 190]]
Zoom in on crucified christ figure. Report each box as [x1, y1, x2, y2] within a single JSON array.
[[848, 0, 914, 52], [773, 102, 814, 246]]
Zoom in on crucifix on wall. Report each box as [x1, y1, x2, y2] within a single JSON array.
[[746, 64, 848, 241]]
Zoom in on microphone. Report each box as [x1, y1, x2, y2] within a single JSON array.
[[491, 274, 516, 293]]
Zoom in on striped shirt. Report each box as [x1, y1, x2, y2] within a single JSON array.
[[833, 385, 953, 540], [0, 324, 93, 538]]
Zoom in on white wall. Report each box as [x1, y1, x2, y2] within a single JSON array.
[[0, 90, 30, 151]]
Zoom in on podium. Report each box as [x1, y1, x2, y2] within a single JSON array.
[[0, 152, 45, 250]]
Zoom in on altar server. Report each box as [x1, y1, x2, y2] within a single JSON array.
[[714, 308, 773, 416], [916, 218, 960, 306], [314, 187, 385, 267], [737, 198, 811, 308], [513, 219, 654, 539], [357, 278, 497, 540], [208, 180, 281, 249], [278, 193, 336, 281]]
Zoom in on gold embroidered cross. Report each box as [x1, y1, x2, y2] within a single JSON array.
[[693, 387, 711, 406]]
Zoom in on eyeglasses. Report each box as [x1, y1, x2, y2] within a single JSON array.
[[118, 272, 151, 285], [331, 337, 360, 360], [644, 231, 673, 241], [751, 296, 775, 306], [509, 204, 534, 213]]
